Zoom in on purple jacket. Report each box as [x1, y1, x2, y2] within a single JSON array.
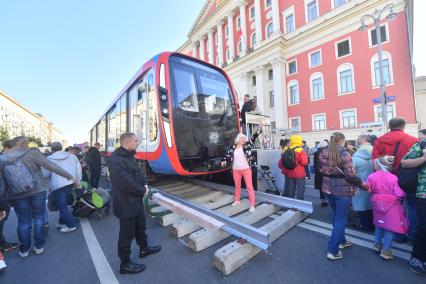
[[366, 171, 408, 234]]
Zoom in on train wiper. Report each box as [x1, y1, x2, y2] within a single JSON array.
[[218, 108, 228, 126]]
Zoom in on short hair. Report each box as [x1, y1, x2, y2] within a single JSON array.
[[358, 135, 371, 144], [11, 136, 28, 148], [2, 140, 12, 150], [72, 146, 81, 152], [234, 133, 247, 144], [302, 140, 306, 144], [244, 94, 250, 98], [120, 132, 136, 145], [51, 142, 62, 152], [419, 129, 426, 135], [94, 142, 101, 146], [389, 117, 406, 130]]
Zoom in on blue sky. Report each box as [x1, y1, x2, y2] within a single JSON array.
[[0, 1, 425, 144]]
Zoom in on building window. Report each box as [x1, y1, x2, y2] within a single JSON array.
[[371, 52, 393, 87], [268, 69, 273, 80], [285, 14, 295, 34], [269, 90, 274, 107], [265, 0, 272, 8], [251, 32, 257, 46], [290, 117, 301, 132], [288, 81, 300, 105], [375, 104, 395, 122], [266, 22, 273, 38], [336, 38, 351, 58], [369, 24, 389, 47], [288, 60, 297, 75], [225, 26, 229, 39], [226, 49, 230, 61], [313, 114, 326, 131], [250, 6, 255, 21], [236, 16, 241, 30], [310, 73, 324, 100], [341, 109, 357, 128], [332, 0, 347, 8], [306, 0, 319, 23], [309, 50, 321, 67], [238, 40, 243, 54], [252, 76, 256, 86], [337, 63, 354, 94]]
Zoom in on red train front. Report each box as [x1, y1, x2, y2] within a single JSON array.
[[90, 52, 240, 175]]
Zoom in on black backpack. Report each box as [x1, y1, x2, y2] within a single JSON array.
[[281, 147, 300, 170], [397, 141, 426, 194]]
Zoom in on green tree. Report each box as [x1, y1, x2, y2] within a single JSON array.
[[0, 127, 10, 144]]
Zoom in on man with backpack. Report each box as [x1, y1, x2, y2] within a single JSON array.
[[108, 133, 161, 275], [0, 136, 78, 258], [278, 135, 308, 200], [401, 129, 426, 275], [43, 142, 82, 233], [372, 118, 418, 243]]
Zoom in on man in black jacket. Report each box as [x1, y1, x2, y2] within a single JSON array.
[[86, 143, 101, 188], [108, 133, 161, 274]]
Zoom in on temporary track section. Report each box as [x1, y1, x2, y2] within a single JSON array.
[[147, 178, 312, 275]]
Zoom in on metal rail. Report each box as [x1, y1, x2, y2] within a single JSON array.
[[151, 187, 271, 250], [182, 178, 313, 214]]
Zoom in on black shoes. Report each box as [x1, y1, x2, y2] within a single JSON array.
[[139, 245, 161, 258], [120, 261, 146, 274], [0, 240, 19, 252]]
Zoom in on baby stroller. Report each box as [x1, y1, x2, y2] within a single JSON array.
[[72, 182, 111, 219]]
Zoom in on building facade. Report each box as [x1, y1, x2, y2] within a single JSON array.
[[0, 89, 64, 146], [415, 76, 426, 129], [178, 0, 418, 145]]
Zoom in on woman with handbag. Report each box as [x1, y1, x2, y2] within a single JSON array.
[[319, 132, 367, 260]]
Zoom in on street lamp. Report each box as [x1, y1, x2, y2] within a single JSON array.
[[359, 4, 397, 133]]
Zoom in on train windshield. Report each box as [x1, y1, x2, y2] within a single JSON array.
[[169, 55, 238, 172]]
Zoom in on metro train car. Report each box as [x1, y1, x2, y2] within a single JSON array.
[[89, 52, 240, 175]]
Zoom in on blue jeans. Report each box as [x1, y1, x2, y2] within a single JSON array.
[[52, 185, 76, 228], [375, 227, 393, 250], [326, 194, 352, 254], [12, 191, 47, 252]]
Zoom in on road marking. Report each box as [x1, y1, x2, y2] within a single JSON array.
[[80, 218, 119, 284], [297, 220, 411, 261]]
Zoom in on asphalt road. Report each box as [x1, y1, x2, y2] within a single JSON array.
[[0, 180, 424, 284]]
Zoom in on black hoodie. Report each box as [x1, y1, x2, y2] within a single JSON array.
[[107, 147, 147, 219]]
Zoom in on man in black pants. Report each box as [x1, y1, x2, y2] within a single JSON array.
[[108, 133, 161, 274]]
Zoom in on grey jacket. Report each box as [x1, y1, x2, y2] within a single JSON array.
[[0, 148, 74, 200]]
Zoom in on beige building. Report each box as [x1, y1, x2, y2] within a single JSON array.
[[415, 76, 426, 129], [0, 89, 65, 146]]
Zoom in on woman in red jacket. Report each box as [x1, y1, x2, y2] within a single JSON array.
[[278, 135, 308, 200]]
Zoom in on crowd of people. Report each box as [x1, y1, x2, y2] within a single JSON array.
[[0, 137, 103, 272], [274, 117, 425, 276]]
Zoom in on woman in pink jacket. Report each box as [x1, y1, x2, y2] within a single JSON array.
[[366, 156, 408, 260]]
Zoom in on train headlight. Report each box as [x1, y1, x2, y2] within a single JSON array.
[[162, 108, 168, 114]]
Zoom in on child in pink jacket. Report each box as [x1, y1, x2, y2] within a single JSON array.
[[366, 156, 408, 260]]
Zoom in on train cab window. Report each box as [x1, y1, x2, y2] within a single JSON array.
[[198, 73, 232, 116], [171, 65, 199, 113], [147, 73, 158, 142]]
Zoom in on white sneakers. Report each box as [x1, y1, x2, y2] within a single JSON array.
[[0, 260, 6, 271], [326, 250, 343, 260], [19, 250, 30, 258], [231, 201, 241, 206], [59, 226, 77, 233], [33, 247, 44, 255], [56, 224, 66, 229], [249, 207, 256, 213]]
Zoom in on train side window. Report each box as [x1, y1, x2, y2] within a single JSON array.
[[172, 65, 199, 113]]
